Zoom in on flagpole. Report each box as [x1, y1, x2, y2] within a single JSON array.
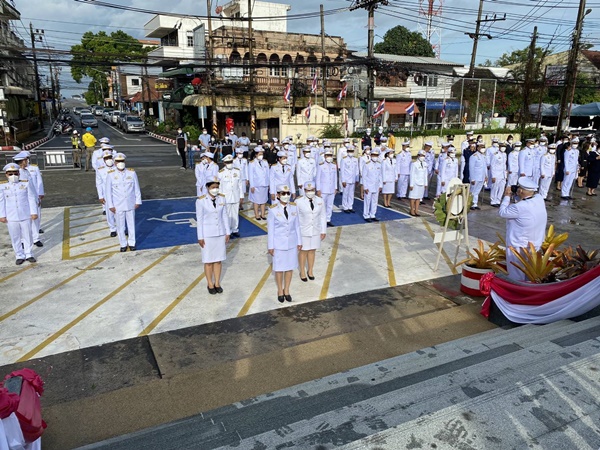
[[440, 76, 447, 139]]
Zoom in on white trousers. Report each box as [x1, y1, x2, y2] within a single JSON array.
[[486, 169, 493, 189], [561, 171, 576, 197], [115, 209, 136, 247], [507, 173, 519, 187], [31, 202, 41, 243], [471, 180, 485, 206], [436, 175, 443, 197], [196, 185, 207, 197], [490, 178, 506, 205], [539, 176, 552, 199], [425, 171, 434, 198], [106, 208, 116, 232], [396, 174, 409, 198], [321, 192, 335, 222], [8, 220, 33, 260], [342, 183, 355, 210], [363, 190, 379, 218], [226, 203, 239, 233]]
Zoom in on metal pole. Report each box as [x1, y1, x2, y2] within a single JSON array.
[[29, 23, 44, 130], [207, 0, 217, 136], [468, 0, 484, 77], [248, 0, 255, 139], [491, 79, 497, 124], [475, 79, 481, 127], [367, 4, 375, 123], [320, 5, 327, 110], [459, 77, 464, 128], [423, 77, 428, 130]]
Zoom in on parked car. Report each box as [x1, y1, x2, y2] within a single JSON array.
[[73, 106, 83, 115], [116, 112, 128, 129], [110, 110, 121, 125], [79, 109, 92, 116], [103, 109, 114, 121], [94, 107, 104, 116], [124, 116, 145, 133], [80, 113, 98, 128]]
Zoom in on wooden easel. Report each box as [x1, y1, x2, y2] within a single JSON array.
[[434, 183, 471, 271]]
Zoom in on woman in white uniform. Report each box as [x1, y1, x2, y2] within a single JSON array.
[[196, 176, 231, 294], [267, 184, 302, 303], [295, 181, 327, 282], [409, 149, 428, 216], [381, 148, 397, 207]]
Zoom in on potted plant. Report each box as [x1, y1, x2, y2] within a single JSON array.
[[456, 240, 507, 296]]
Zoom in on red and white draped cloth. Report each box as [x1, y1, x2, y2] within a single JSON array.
[[480, 265, 600, 324]]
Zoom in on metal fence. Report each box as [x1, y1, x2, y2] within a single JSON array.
[[0, 149, 75, 171]]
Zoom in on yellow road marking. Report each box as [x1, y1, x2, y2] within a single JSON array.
[[61, 208, 70, 260], [0, 265, 33, 284], [0, 255, 111, 323], [70, 211, 103, 221], [422, 219, 458, 275], [70, 235, 113, 249], [70, 244, 118, 259], [139, 241, 239, 336], [237, 264, 272, 317], [70, 219, 107, 229], [17, 247, 179, 362], [319, 226, 342, 300], [381, 222, 397, 287], [71, 228, 110, 239], [239, 210, 268, 231]]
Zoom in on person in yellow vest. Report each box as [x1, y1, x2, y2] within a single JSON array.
[[71, 130, 82, 168], [81, 127, 97, 172], [387, 132, 396, 151]]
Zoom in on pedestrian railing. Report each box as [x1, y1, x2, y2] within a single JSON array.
[[42, 149, 74, 170]]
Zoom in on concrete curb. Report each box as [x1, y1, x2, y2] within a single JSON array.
[[147, 132, 176, 145]]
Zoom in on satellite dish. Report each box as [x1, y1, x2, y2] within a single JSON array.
[[183, 84, 195, 95], [447, 178, 464, 216]]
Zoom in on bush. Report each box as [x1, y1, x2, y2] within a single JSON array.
[[320, 124, 344, 139], [520, 126, 541, 141], [183, 124, 201, 142], [155, 122, 167, 134]]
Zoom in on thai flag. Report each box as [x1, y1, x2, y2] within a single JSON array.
[[373, 99, 386, 118], [305, 99, 311, 121], [440, 101, 446, 118], [405, 100, 416, 117], [311, 72, 318, 94], [283, 81, 291, 103], [337, 83, 347, 102]]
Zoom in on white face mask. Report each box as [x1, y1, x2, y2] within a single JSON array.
[[305, 191, 316, 199], [105, 159, 114, 167], [279, 194, 291, 203], [177, 130, 182, 134], [209, 188, 219, 197], [203, 131, 207, 134], [116, 162, 126, 170], [303, 153, 311, 159], [225, 163, 233, 169], [371, 156, 379, 161], [572, 144, 579, 149], [8, 174, 19, 183], [348, 152, 354, 157], [257, 154, 264, 160], [418, 156, 425, 162], [365, 150, 371, 156], [549, 149, 556, 154], [366, 130, 371, 135], [237, 153, 243, 158], [479, 149, 486, 153], [281, 158, 288, 165], [284, 145, 289, 150], [325, 157, 333, 163], [493, 143, 499, 148], [508, 140, 513, 144], [500, 148, 506, 152], [514, 147, 521, 151]]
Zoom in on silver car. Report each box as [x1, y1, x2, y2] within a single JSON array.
[[124, 116, 145, 133], [94, 107, 104, 116], [80, 113, 98, 128]]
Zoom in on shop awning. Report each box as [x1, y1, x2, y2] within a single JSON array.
[[386, 101, 420, 115], [158, 67, 196, 77], [423, 101, 461, 110]]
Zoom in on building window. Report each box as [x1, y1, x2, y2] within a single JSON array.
[[131, 79, 140, 86], [269, 54, 281, 77], [310, 66, 317, 78], [187, 32, 194, 47], [161, 30, 178, 47]]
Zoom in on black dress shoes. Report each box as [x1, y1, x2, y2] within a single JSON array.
[[26, 257, 36, 263], [15, 259, 25, 265], [120, 247, 127, 252], [215, 286, 223, 294], [284, 294, 292, 302], [33, 241, 43, 247], [208, 286, 217, 295], [110, 231, 117, 237], [129, 246, 136, 251], [278, 295, 285, 303]]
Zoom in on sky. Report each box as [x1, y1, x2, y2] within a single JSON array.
[[11, 0, 600, 96]]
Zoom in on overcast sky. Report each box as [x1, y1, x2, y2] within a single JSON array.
[[12, 0, 599, 95]]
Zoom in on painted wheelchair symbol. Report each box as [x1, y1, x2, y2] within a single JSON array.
[[148, 212, 197, 228]]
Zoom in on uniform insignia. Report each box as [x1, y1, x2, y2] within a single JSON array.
[[20, 179, 28, 182], [296, 195, 303, 199], [198, 195, 206, 199], [269, 204, 278, 209], [319, 162, 324, 165], [0, 180, 7, 184], [127, 168, 135, 171], [218, 193, 225, 197], [108, 170, 115, 174], [234, 167, 240, 170], [289, 202, 296, 206], [196, 162, 202, 165], [219, 168, 225, 172], [30, 164, 38, 167], [98, 166, 105, 170]]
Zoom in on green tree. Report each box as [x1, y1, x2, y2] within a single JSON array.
[[545, 72, 600, 105], [374, 26, 435, 57]]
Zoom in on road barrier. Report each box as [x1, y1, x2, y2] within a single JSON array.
[[23, 137, 50, 151], [148, 132, 176, 145]]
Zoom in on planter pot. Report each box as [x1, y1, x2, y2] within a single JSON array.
[[461, 265, 494, 297]]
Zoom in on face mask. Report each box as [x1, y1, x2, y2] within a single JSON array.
[[418, 156, 425, 162], [305, 191, 316, 199], [514, 147, 521, 151], [365, 151, 371, 156], [257, 155, 264, 160], [203, 131, 207, 134], [279, 194, 291, 203], [225, 163, 233, 169], [211, 138, 215, 142], [237, 153, 243, 158], [572, 144, 579, 149], [284, 145, 289, 150], [116, 162, 126, 170], [105, 159, 114, 167], [209, 188, 219, 196], [500, 148, 506, 152], [371, 156, 378, 161], [448, 153, 455, 158], [479, 149, 486, 153], [366, 131, 371, 135], [304, 153, 311, 159], [549, 149, 556, 154], [8, 174, 19, 183], [177, 130, 182, 134], [281, 158, 288, 165], [348, 152, 354, 156], [508, 140, 513, 144], [493, 143, 499, 148], [325, 157, 333, 163]]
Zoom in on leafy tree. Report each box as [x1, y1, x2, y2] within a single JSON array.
[[545, 72, 600, 105], [374, 26, 435, 57], [495, 46, 550, 82]]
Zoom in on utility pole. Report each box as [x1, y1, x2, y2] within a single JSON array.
[[557, 0, 589, 136], [29, 23, 44, 130], [466, 1, 505, 77], [320, 4, 327, 109], [207, 0, 217, 137], [248, 0, 255, 139], [521, 26, 537, 133]]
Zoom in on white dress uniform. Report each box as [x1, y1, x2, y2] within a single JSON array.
[[532, 145, 546, 184], [269, 163, 294, 198], [359, 153, 370, 186], [499, 193, 547, 281], [233, 153, 249, 198], [105, 168, 142, 248], [195, 161, 219, 197], [337, 144, 348, 191], [408, 160, 428, 200], [315, 159, 338, 222], [539, 153, 556, 199], [296, 155, 316, 196], [296, 194, 326, 249], [267, 201, 301, 272], [25, 163, 43, 243], [91, 148, 105, 171], [218, 166, 241, 233], [518, 146, 535, 177], [561, 148, 579, 197], [362, 158, 382, 218], [439, 155, 458, 194], [485, 145, 496, 189], [96, 165, 117, 233], [0, 179, 38, 261], [395, 150, 412, 198], [381, 156, 397, 194], [339, 154, 359, 211], [489, 150, 508, 205], [434, 152, 448, 197], [507, 149, 520, 186], [469, 151, 487, 207], [248, 158, 270, 204], [424, 150, 435, 198], [285, 145, 298, 175], [196, 194, 231, 263]]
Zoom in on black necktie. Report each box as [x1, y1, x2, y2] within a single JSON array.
[[212, 198, 216, 208], [284, 206, 288, 219], [309, 199, 314, 210]]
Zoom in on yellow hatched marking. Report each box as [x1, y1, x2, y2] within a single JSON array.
[[0, 266, 33, 284], [239, 210, 268, 232], [70, 219, 106, 229], [71, 228, 109, 239], [61, 208, 71, 260], [237, 264, 272, 317], [319, 226, 342, 300], [70, 235, 113, 249], [381, 222, 397, 287], [17, 247, 179, 362]]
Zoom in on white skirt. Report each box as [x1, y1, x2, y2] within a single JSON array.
[[301, 234, 322, 251], [201, 235, 227, 263], [382, 182, 395, 194], [273, 247, 298, 272], [249, 185, 268, 204], [408, 185, 425, 199]]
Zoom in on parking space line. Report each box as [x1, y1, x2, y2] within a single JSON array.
[[69, 245, 119, 260], [0, 266, 33, 284], [71, 228, 109, 239], [70, 211, 103, 221], [62, 208, 71, 260], [0, 255, 111, 323], [422, 219, 458, 275], [70, 219, 106, 229], [17, 246, 180, 362], [70, 235, 113, 249], [381, 222, 397, 287], [319, 227, 342, 300], [237, 264, 272, 317]]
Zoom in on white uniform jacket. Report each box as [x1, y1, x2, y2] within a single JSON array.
[[233, 157, 248, 181], [248, 159, 270, 187], [469, 152, 488, 182], [105, 168, 142, 212], [339, 156, 359, 184], [26, 164, 44, 196], [395, 151, 412, 176], [409, 161, 428, 187], [218, 167, 242, 203], [316, 161, 338, 194], [540, 153, 556, 178], [96, 165, 110, 199], [382, 157, 397, 184], [0, 180, 38, 221], [296, 157, 317, 187], [499, 194, 547, 251], [508, 150, 520, 177], [296, 195, 327, 237], [563, 148, 579, 173], [439, 157, 459, 185], [196, 194, 231, 239], [362, 160, 383, 191], [518, 147, 535, 176], [195, 161, 219, 188], [490, 151, 508, 180], [267, 202, 301, 250], [269, 163, 294, 195]]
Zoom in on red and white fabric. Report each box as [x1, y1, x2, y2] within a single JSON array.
[[480, 265, 600, 324]]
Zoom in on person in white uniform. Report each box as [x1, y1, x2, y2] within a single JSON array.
[[296, 181, 326, 282], [359, 146, 371, 200], [489, 142, 508, 207], [434, 143, 450, 199], [438, 146, 459, 195], [270, 150, 294, 202], [408, 150, 428, 216], [469, 143, 488, 210], [461, 130, 474, 152], [92, 137, 110, 171], [96, 151, 118, 237], [507, 141, 521, 187], [381, 148, 397, 207], [196, 176, 231, 295], [561, 138, 580, 199], [233, 148, 249, 211], [499, 177, 547, 282], [518, 139, 536, 178], [395, 141, 411, 199], [337, 138, 350, 190], [0, 163, 38, 264], [485, 138, 499, 190], [105, 153, 142, 252], [362, 147, 383, 222], [248, 148, 270, 220], [339, 145, 359, 213], [316, 148, 338, 226], [539, 143, 557, 200], [14, 151, 44, 247], [533, 136, 548, 184], [195, 151, 219, 197], [296, 147, 316, 197], [218, 154, 241, 238], [267, 184, 302, 303], [423, 141, 435, 199]]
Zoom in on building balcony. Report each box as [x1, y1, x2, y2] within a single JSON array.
[[144, 15, 182, 39], [147, 45, 199, 66], [0, 0, 20, 20]]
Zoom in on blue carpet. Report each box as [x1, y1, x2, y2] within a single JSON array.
[[330, 193, 410, 226]]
